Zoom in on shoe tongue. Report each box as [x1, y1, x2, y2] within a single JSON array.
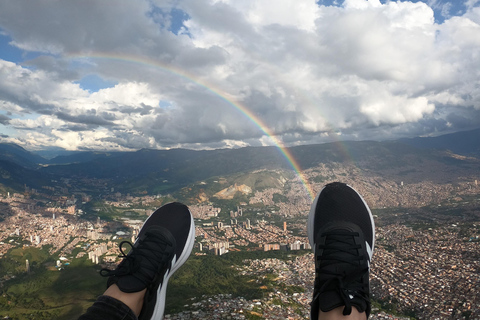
[[116, 254, 157, 292], [318, 290, 367, 314], [116, 233, 173, 293], [323, 232, 359, 270], [315, 231, 366, 314], [117, 274, 148, 292]]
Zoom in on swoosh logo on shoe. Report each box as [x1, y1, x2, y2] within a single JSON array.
[[160, 255, 176, 285], [366, 242, 373, 266]]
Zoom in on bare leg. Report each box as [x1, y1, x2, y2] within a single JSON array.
[[103, 284, 146, 316], [319, 307, 367, 320]]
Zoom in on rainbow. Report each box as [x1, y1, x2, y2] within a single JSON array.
[[68, 53, 320, 199]]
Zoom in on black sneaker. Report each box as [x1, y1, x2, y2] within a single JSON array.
[[101, 202, 195, 320], [307, 182, 375, 319]]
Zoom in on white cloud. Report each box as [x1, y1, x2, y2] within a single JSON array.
[[465, 0, 480, 10], [90, 83, 162, 110], [360, 95, 435, 125], [343, 0, 382, 10], [50, 129, 112, 151], [0, 0, 479, 151], [10, 115, 64, 130], [225, 0, 319, 31]]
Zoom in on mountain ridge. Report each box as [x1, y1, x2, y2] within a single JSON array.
[[0, 128, 478, 194], [399, 127, 480, 156], [0, 143, 46, 169]]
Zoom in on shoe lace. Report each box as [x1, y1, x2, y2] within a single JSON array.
[[313, 230, 369, 316], [100, 231, 174, 288]]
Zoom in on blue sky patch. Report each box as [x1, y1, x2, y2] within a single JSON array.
[[147, 6, 190, 36], [0, 33, 24, 63], [0, 32, 46, 63], [169, 8, 191, 35], [75, 74, 117, 93]]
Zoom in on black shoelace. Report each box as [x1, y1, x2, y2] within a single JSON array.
[[100, 231, 174, 289], [313, 230, 369, 315]]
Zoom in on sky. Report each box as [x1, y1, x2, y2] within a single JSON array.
[[0, 0, 479, 152]]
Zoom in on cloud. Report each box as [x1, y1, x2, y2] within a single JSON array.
[[0, 0, 479, 151], [0, 114, 10, 125], [22, 55, 80, 81], [0, 60, 88, 114], [0, 0, 156, 54], [55, 110, 117, 127]]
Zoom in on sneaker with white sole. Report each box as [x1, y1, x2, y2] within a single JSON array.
[[101, 202, 195, 320], [307, 182, 375, 319]]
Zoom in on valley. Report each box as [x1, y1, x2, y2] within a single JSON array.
[[0, 133, 479, 319]]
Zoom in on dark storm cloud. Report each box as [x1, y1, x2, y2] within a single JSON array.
[[113, 104, 155, 116], [55, 111, 116, 127], [57, 124, 91, 132]]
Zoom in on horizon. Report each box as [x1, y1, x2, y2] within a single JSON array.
[[4, 125, 477, 158], [1, 0, 480, 152]]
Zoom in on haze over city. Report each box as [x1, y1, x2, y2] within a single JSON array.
[[0, 0, 479, 153]]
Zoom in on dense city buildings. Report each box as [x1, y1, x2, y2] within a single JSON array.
[[0, 169, 479, 319]]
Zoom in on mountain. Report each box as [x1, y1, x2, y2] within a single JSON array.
[[1, 128, 479, 194], [400, 127, 480, 156], [34, 147, 79, 160], [0, 159, 53, 191], [37, 140, 447, 194], [47, 151, 116, 165], [0, 143, 46, 168], [39, 147, 286, 193]]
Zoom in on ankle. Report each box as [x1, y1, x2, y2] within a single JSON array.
[[103, 284, 146, 316]]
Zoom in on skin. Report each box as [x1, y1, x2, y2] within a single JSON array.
[[103, 285, 367, 320], [103, 284, 146, 317]]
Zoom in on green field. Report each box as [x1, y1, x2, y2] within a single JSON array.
[[0, 248, 105, 320], [0, 246, 305, 319]]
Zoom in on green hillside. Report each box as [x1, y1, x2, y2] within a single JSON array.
[[0, 246, 306, 319]]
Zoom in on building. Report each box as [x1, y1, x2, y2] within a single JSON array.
[[67, 205, 76, 215], [289, 241, 301, 250], [264, 244, 280, 251]]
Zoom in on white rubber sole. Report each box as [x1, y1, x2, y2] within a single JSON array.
[[142, 206, 196, 320]]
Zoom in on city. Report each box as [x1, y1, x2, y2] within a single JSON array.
[[0, 167, 479, 319]]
